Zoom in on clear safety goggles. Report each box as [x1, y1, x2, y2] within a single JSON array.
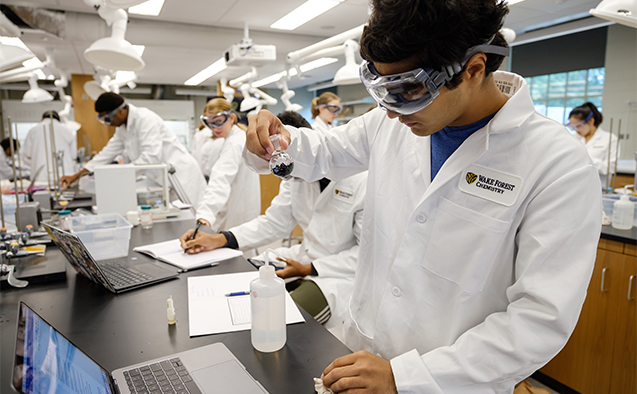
[[200, 110, 232, 129], [360, 43, 510, 115], [565, 111, 593, 131], [319, 103, 342, 115], [97, 102, 125, 125]]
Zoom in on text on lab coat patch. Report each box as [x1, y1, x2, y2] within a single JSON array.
[[459, 164, 522, 206], [333, 187, 355, 204]]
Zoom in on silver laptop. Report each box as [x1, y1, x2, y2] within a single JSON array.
[[42, 222, 179, 293], [12, 301, 269, 394]]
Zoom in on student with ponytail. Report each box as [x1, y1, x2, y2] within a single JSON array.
[[567, 102, 619, 187], [310, 92, 342, 132]]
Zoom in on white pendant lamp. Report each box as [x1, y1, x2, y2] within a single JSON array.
[[23, 73, 53, 103], [590, 0, 637, 29], [0, 44, 34, 72], [84, 8, 145, 71], [332, 39, 360, 85]]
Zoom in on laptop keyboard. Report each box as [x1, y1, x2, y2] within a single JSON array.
[[99, 261, 154, 288], [123, 357, 202, 394]]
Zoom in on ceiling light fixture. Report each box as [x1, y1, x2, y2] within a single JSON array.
[[0, 44, 33, 72], [22, 73, 54, 103], [184, 58, 227, 86], [507, 0, 529, 5], [128, 0, 165, 16], [590, 0, 637, 28], [253, 57, 339, 88], [132, 45, 145, 56], [83, 1, 145, 71], [271, 0, 345, 31]]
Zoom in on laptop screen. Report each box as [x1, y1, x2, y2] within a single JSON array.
[[13, 302, 114, 394], [42, 223, 116, 292]]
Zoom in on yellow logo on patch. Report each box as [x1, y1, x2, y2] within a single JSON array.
[[466, 172, 478, 184], [335, 190, 340, 195]]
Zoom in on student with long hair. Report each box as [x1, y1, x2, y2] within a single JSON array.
[[567, 102, 618, 188], [310, 92, 342, 132]]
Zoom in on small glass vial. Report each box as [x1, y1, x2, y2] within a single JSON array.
[[58, 210, 72, 230], [268, 134, 294, 180], [140, 205, 153, 229]]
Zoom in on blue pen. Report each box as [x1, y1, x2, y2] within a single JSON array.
[[225, 291, 250, 297]]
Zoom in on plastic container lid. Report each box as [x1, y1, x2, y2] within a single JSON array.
[[141, 205, 152, 210], [58, 210, 72, 216]]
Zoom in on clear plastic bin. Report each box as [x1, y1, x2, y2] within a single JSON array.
[[67, 213, 133, 260], [602, 195, 637, 227]]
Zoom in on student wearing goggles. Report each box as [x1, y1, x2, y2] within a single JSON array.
[[96, 102, 126, 125], [200, 110, 233, 134], [242, 0, 602, 392], [567, 102, 618, 187], [311, 92, 342, 132], [360, 43, 510, 116]]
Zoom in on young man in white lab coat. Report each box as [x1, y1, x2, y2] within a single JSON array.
[[21, 111, 77, 184], [242, 0, 602, 393], [181, 111, 367, 329], [60, 93, 206, 206]]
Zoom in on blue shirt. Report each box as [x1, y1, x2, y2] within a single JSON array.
[[430, 112, 497, 180]]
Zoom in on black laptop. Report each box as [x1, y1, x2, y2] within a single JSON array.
[[12, 301, 269, 394], [42, 223, 178, 293]]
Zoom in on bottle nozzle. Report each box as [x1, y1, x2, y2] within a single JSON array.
[[167, 295, 176, 325]]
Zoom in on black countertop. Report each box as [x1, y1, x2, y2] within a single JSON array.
[[600, 224, 637, 245]]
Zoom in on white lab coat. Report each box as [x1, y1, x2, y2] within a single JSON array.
[[312, 116, 333, 132], [573, 127, 619, 188], [190, 128, 224, 178], [244, 71, 602, 393], [21, 119, 77, 183], [84, 104, 206, 206], [0, 149, 28, 180], [196, 125, 261, 232], [231, 173, 367, 328]]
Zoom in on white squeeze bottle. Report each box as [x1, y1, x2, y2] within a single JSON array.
[[250, 264, 286, 352], [611, 184, 635, 230]]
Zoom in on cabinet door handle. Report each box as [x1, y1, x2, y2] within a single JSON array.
[[629, 275, 635, 301], [601, 268, 609, 292]]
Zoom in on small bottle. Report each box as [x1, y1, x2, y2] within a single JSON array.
[[611, 185, 635, 230], [140, 205, 153, 229], [58, 210, 72, 230], [268, 134, 294, 180], [250, 265, 286, 352], [167, 295, 176, 325]]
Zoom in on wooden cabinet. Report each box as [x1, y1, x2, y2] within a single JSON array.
[[540, 239, 636, 394]]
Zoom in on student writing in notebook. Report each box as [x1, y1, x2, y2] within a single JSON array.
[[180, 111, 367, 330]]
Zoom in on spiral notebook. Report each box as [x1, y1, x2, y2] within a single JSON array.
[[133, 239, 243, 272]]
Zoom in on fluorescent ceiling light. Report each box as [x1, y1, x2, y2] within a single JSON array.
[[0, 36, 30, 51], [129, 0, 165, 16], [184, 58, 227, 86], [21, 57, 50, 80], [132, 45, 145, 56], [507, 0, 529, 5], [271, 0, 344, 30], [253, 57, 338, 87], [116, 70, 136, 80]]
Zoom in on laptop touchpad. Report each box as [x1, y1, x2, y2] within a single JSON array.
[[192, 360, 266, 393]]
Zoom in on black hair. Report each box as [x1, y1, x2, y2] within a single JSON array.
[[569, 102, 603, 127], [95, 92, 125, 113], [42, 111, 60, 121], [360, 0, 509, 89], [277, 111, 312, 129], [0, 138, 18, 152]]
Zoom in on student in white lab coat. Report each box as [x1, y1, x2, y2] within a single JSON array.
[[567, 102, 618, 189], [21, 111, 77, 184], [193, 98, 260, 232], [181, 111, 366, 329], [243, 0, 602, 392], [190, 99, 225, 180], [311, 92, 342, 132], [60, 93, 206, 206]]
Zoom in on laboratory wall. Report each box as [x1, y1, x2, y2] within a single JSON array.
[[601, 24, 637, 161]]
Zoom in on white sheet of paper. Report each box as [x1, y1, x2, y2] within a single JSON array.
[[188, 272, 305, 337]]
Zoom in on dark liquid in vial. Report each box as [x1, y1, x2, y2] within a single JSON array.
[[272, 162, 294, 178]]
